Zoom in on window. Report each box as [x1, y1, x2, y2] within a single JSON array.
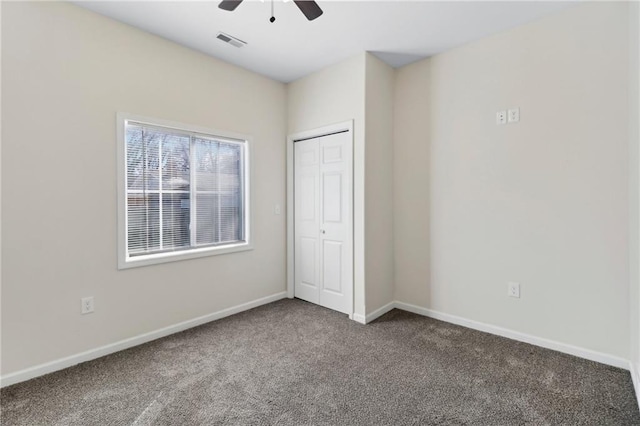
[[117, 114, 251, 268]]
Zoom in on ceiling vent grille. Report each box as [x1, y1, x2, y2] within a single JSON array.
[[216, 32, 246, 48]]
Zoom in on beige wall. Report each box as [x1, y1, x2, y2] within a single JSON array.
[[1, 2, 287, 375], [287, 54, 366, 136], [287, 53, 367, 317], [630, 0, 640, 374], [395, 2, 631, 358], [287, 53, 396, 317], [364, 54, 395, 313], [0, 0, 3, 373], [2, 0, 636, 379], [393, 59, 431, 307]]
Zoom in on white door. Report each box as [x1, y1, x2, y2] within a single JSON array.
[[294, 131, 352, 315]]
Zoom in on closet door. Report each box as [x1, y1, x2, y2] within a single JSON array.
[[294, 139, 321, 305], [294, 131, 352, 315]]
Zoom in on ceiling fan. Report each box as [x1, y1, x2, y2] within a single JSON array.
[[219, 0, 323, 22]]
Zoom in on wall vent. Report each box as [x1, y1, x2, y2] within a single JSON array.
[[216, 32, 247, 48]]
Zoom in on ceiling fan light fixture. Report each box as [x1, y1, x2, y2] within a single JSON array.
[[293, 0, 323, 21], [219, 0, 322, 21], [218, 0, 243, 11]]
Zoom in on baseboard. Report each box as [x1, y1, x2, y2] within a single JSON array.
[[365, 301, 396, 324], [631, 361, 640, 410], [352, 313, 367, 324], [394, 301, 630, 370], [0, 291, 287, 388], [1, 295, 630, 388]]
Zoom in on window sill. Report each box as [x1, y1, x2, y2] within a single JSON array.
[[118, 242, 253, 270]]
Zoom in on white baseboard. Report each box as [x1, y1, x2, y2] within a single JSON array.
[[2, 294, 632, 390], [631, 362, 640, 410], [394, 301, 630, 370], [352, 313, 367, 324], [0, 291, 287, 388], [365, 302, 396, 324]]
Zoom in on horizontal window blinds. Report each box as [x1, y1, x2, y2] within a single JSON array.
[[125, 122, 246, 258]]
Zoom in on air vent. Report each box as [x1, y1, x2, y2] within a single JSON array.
[[216, 32, 246, 48]]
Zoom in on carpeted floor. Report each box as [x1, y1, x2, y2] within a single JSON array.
[[1, 299, 639, 425]]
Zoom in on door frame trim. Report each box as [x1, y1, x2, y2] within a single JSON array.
[[287, 121, 355, 319]]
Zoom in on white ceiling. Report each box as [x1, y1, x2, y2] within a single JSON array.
[[76, 0, 577, 83]]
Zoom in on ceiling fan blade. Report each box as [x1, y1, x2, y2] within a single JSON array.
[[219, 0, 243, 12], [293, 1, 323, 21]]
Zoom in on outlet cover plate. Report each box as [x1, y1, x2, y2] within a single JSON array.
[[496, 111, 507, 125], [81, 297, 94, 314], [508, 282, 520, 298]]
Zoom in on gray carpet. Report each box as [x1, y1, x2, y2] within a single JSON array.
[[1, 299, 639, 425]]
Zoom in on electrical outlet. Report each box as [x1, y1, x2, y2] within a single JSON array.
[[274, 203, 281, 215], [496, 111, 507, 125], [508, 282, 520, 298], [81, 297, 94, 314], [508, 108, 520, 123]]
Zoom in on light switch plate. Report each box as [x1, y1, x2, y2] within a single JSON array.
[[81, 296, 94, 314], [508, 108, 520, 123]]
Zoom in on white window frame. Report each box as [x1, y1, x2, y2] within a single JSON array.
[[117, 112, 252, 269]]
